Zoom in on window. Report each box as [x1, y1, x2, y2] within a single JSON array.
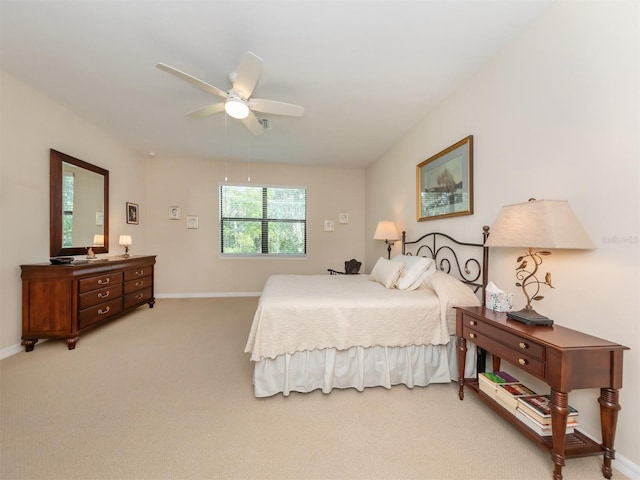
[[220, 184, 307, 256], [62, 172, 74, 247]]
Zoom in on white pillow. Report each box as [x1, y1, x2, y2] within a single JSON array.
[[369, 257, 404, 289], [391, 255, 436, 290]]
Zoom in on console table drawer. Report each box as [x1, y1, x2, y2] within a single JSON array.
[[78, 283, 123, 310], [124, 276, 152, 294], [79, 272, 123, 293], [462, 313, 545, 361], [78, 298, 123, 329], [124, 287, 153, 309], [463, 326, 545, 378]]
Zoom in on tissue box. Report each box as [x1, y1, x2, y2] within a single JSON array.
[[486, 291, 513, 312]]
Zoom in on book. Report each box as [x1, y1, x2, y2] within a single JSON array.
[[516, 409, 578, 437], [478, 371, 520, 399], [517, 394, 579, 425], [495, 383, 537, 414]]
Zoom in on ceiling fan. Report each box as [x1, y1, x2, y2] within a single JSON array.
[[156, 52, 304, 136]]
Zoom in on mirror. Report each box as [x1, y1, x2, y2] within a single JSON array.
[[50, 149, 109, 257]]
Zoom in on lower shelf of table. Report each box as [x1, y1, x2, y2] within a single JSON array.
[[463, 379, 603, 459]]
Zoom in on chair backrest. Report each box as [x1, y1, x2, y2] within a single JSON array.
[[344, 259, 362, 275]]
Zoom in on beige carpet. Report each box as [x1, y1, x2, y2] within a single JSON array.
[[0, 297, 627, 480]]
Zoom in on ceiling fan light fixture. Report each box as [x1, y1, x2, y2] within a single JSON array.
[[225, 97, 250, 119]]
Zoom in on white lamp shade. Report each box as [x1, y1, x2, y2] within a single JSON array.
[[373, 221, 400, 241], [119, 235, 132, 246], [485, 199, 595, 249], [225, 97, 250, 119], [93, 234, 104, 246]]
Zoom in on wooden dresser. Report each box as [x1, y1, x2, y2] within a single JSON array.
[[455, 306, 628, 480], [21, 255, 156, 351]]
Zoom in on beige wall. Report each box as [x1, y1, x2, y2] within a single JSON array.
[[0, 71, 148, 353], [366, 1, 639, 469], [144, 156, 365, 295], [0, 70, 366, 353]]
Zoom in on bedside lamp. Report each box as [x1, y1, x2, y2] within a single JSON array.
[[119, 235, 132, 258], [93, 234, 104, 246], [373, 221, 400, 259], [485, 199, 595, 326]]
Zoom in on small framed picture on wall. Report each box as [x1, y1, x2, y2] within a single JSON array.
[[126, 202, 139, 225]]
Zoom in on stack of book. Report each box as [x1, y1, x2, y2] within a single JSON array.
[[478, 371, 519, 399], [495, 383, 537, 415], [516, 394, 579, 436]]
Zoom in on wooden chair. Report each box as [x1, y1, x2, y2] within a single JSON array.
[[328, 258, 361, 275]]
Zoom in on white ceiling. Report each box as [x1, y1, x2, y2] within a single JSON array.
[[0, 1, 551, 168]]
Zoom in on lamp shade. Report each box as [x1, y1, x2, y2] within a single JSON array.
[[93, 234, 104, 246], [119, 235, 132, 247], [485, 199, 595, 249], [373, 221, 400, 241]]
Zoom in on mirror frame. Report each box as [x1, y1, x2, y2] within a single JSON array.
[[50, 149, 109, 257]]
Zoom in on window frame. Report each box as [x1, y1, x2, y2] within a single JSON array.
[[219, 183, 308, 258]]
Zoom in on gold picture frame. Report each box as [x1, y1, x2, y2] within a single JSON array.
[[417, 135, 473, 221]]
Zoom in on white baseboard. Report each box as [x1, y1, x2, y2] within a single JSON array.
[[155, 292, 261, 298], [613, 453, 640, 479], [0, 343, 24, 360]]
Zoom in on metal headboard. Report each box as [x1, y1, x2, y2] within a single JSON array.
[[402, 226, 490, 305]]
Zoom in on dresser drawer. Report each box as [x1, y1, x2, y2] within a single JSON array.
[[124, 266, 152, 282], [78, 283, 123, 310], [124, 276, 152, 294], [78, 298, 123, 329], [463, 324, 545, 378], [124, 287, 153, 309], [79, 272, 123, 293], [461, 313, 545, 361]]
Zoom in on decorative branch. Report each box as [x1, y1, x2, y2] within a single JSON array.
[[514, 247, 554, 310]]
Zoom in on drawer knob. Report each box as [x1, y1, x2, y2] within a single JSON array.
[[469, 333, 477, 339], [469, 320, 476, 326], [518, 358, 528, 366], [97, 278, 110, 285], [98, 306, 111, 315], [135, 293, 144, 300], [98, 291, 110, 299], [135, 270, 144, 276], [135, 281, 144, 287], [519, 342, 528, 349]]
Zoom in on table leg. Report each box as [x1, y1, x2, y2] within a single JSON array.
[[456, 336, 466, 400], [598, 387, 620, 479], [550, 389, 568, 480]]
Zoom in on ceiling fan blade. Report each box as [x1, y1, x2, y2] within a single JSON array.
[[243, 111, 264, 136], [232, 52, 262, 100], [250, 98, 304, 117], [187, 103, 226, 118], [156, 62, 228, 100]]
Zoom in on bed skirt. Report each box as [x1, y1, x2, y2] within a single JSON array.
[[252, 337, 477, 397]]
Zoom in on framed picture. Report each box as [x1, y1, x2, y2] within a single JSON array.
[[168, 206, 181, 220], [126, 202, 139, 225], [417, 135, 473, 221], [186, 215, 199, 229]]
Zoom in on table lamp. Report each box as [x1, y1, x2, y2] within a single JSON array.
[[373, 221, 400, 259], [484, 199, 595, 326], [119, 235, 132, 258]]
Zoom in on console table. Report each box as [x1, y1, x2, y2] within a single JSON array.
[[21, 255, 156, 351], [455, 306, 628, 480]]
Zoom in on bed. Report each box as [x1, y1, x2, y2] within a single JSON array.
[[245, 227, 490, 397]]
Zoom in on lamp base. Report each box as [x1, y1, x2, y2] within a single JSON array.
[[507, 308, 554, 326]]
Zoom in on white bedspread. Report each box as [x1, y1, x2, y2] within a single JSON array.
[[245, 272, 480, 361]]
